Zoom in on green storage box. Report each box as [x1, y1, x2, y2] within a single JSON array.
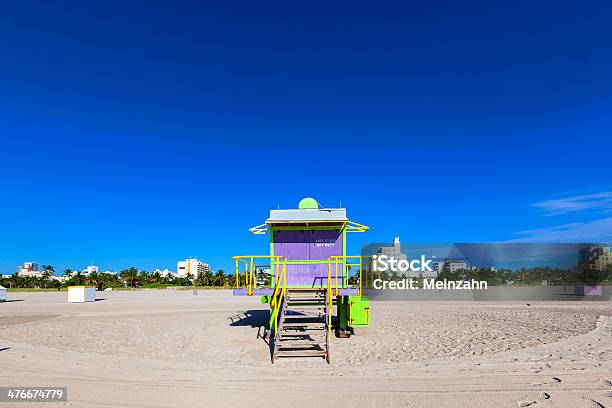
[[349, 296, 370, 327]]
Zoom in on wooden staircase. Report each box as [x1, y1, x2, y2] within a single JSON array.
[[272, 288, 330, 363]]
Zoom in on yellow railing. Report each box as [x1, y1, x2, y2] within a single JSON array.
[[326, 255, 363, 341], [232, 255, 283, 296], [327, 255, 363, 296], [327, 265, 333, 341], [270, 259, 288, 333]]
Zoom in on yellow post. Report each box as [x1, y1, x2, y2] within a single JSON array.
[[248, 257, 254, 296], [235, 259, 239, 289], [334, 257, 339, 296], [327, 260, 332, 340], [245, 261, 250, 295], [359, 256, 363, 296], [282, 259, 287, 296]]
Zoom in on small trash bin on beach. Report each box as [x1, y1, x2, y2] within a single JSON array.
[[0, 285, 6, 302], [68, 286, 96, 303]]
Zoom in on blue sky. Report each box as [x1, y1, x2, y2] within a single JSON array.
[[1, 1, 611, 274]]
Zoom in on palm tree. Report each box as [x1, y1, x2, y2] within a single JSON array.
[[203, 270, 213, 286], [194, 271, 205, 287], [120, 267, 139, 288], [41, 265, 54, 289], [99, 272, 119, 289], [86, 271, 101, 290], [73, 271, 84, 285], [185, 271, 194, 284], [9, 273, 20, 289], [42, 264, 55, 275], [227, 273, 237, 288], [213, 270, 226, 286], [152, 270, 162, 284]]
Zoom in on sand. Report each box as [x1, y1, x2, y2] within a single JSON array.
[[0, 290, 611, 407]]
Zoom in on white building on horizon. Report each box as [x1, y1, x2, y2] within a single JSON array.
[[81, 265, 99, 276], [177, 258, 210, 278], [153, 268, 177, 278], [17, 262, 42, 277], [580, 245, 612, 271], [371, 237, 421, 277], [432, 259, 469, 275], [375, 236, 407, 261], [256, 268, 272, 286]]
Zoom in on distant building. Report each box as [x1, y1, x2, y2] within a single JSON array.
[[370, 237, 425, 278], [153, 268, 177, 278], [17, 262, 41, 277], [432, 261, 444, 275], [82, 265, 99, 276], [256, 268, 272, 286], [177, 258, 210, 278], [432, 259, 469, 274], [375, 236, 407, 261], [580, 245, 612, 271]]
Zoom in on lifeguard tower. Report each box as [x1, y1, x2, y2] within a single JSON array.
[[233, 197, 370, 363]]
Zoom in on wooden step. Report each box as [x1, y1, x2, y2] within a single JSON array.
[[286, 288, 326, 293], [283, 315, 324, 320], [282, 325, 325, 331], [284, 312, 324, 318], [285, 306, 326, 311], [286, 296, 326, 299], [275, 350, 328, 358], [278, 341, 324, 348], [286, 296, 326, 298], [287, 296, 326, 301], [282, 320, 325, 326], [280, 334, 325, 341]]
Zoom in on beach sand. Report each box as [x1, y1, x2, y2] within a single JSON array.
[[0, 290, 611, 407]]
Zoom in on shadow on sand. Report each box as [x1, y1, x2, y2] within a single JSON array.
[[2, 299, 24, 303], [228, 309, 272, 352]]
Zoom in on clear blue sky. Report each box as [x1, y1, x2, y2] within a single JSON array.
[[1, 1, 611, 274]]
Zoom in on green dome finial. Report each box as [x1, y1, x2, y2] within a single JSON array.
[[298, 197, 319, 209]]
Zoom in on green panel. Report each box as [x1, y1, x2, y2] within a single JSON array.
[[337, 296, 349, 329], [270, 229, 275, 284], [349, 296, 370, 327], [342, 228, 347, 286]]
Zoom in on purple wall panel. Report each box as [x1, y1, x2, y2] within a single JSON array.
[[284, 264, 327, 287], [309, 230, 342, 259], [275, 230, 310, 259], [274, 229, 343, 287]]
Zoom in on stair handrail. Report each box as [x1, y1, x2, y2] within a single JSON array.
[[326, 260, 333, 342], [272, 285, 288, 362], [269, 258, 288, 334], [325, 281, 331, 363]]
